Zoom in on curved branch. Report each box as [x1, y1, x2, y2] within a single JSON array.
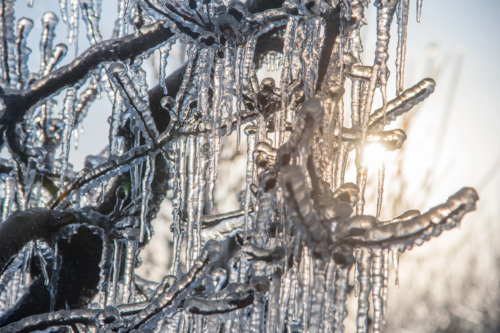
[[0, 21, 175, 131]]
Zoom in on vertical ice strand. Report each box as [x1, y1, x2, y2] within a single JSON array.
[[371, 248, 383, 333], [60, 88, 77, 186], [14, 18, 33, 89], [40, 12, 58, 73], [395, 0, 409, 95]]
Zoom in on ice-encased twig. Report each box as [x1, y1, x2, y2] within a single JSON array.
[[108, 63, 160, 143], [126, 240, 221, 330], [14, 18, 33, 89]]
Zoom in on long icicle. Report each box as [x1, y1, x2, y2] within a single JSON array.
[[356, 249, 371, 333], [371, 248, 383, 333]]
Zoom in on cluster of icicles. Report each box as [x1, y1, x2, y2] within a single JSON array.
[[0, 0, 479, 332]]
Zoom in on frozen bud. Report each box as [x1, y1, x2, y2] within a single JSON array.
[[216, 4, 227, 15], [227, 0, 248, 22], [198, 31, 217, 47], [42, 12, 59, 27], [161, 96, 175, 110], [333, 244, 355, 266], [115, 185, 129, 201], [108, 62, 127, 77], [250, 276, 270, 294], [257, 90, 272, 107], [260, 78, 275, 92], [103, 305, 120, 323], [203, 240, 222, 262], [333, 182, 359, 206], [217, 14, 240, 40]]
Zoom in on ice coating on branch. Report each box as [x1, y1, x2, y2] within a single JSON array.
[[108, 63, 160, 142], [40, 12, 59, 72], [80, 0, 102, 45], [0, 0, 16, 85], [14, 17, 33, 89], [159, 40, 174, 95], [140, 154, 156, 242], [60, 87, 77, 185]]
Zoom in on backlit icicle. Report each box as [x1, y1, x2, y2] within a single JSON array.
[[40, 12, 58, 73], [14, 18, 33, 89], [395, 0, 410, 95], [59, 0, 68, 24], [356, 159, 368, 215], [176, 45, 198, 123], [376, 161, 385, 218], [301, 17, 324, 98], [309, 259, 326, 333], [159, 40, 174, 95], [207, 51, 225, 212], [1, 176, 14, 221], [122, 240, 137, 304], [333, 265, 350, 333], [322, 258, 336, 333], [60, 88, 77, 185], [363, 1, 398, 126], [197, 46, 215, 121], [140, 154, 156, 243], [266, 267, 281, 333], [371, 247, 383, 333], [80, 0, 103, 45], [108, 63, 160, 142], [0, 0, 16, 85], [186, 135, 198, 269], [68, 0, 80, 52], [244, 126, 257, 240], [106, 240, 122, 306], [356, 249, 371, 333], [221, 44, 235, 125], [417, 0, 423, 22], [109, 93, 124, 156], [277, 16, 298, 147], [300, 246, 312, 332], [194, 134, 209, 258], [392, 249, 400, 288], [382, 248, 390, 322]]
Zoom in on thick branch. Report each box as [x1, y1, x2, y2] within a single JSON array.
[[0, 21, 175, 130]]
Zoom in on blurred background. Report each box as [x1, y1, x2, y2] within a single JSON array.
[[13, 0, 500, 331]]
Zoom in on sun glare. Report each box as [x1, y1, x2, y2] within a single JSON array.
[[364, 143, 386, 168]]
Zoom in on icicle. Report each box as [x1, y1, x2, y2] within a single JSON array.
[[197, 46, 215, 122], [207, 50, 225, 212], [175, 45, 198, 123], [109, 94, 124, 156], [122, 240, 137, 304], [321, 258, 336, 333], [68, 0, 80, 53], [96, 232, 112, 309], [194, 134, 209, 258], [80, 0, 103, 45], [395, 0, 409, 96], [42, 43, 68, 75], [106, 240, 122, 306], [353, 248, 361, 297], [371, 248, 383, 333], [1, 176, 14, 221], [376, 161, 385, 218], [221, 44, 235, 126], [266, 267, 282, 333], [356, 249, 371, 333], [277, 269, 293, 333], [159, 40, 174, 95], [355, 159, 367, 215], [60, 87, 77, 186], [417, 0, 423, 22], [309, 259, 327, 333], [171, 137, 187, 275], [59, 0, 69, 24], [13, 18, 33, 89], [277, 16, 298, 147], [382, 248, 389, 323], [49, 243, 60, 312], [0, 0, 16, 85], [301, 17, 325, 98], [244, 125, 256, 241], [300, 246, 312, 332], [392, 249, 399, 288], [332, 265, 350, 333], [232, 44, 245, 147], [140, 154, 156, 243], [363, 1, 397, 126], [35, 241, 50, 286], [186, 135, 198, 269]]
